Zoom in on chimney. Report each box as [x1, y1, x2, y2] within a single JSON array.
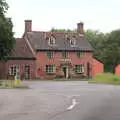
[[25, 20, 32, 33], [77, 22, 84, 35]]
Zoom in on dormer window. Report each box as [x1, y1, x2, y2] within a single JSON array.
[[48, 36, 55, 45], [70, 37, 76, 47]]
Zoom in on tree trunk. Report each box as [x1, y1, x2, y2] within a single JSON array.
[[112, 67, 115, 74], [112, 64, 116, 74]]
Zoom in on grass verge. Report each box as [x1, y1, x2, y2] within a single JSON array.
[[0, 80, 29, 89], [88, 73, 120, 84], [53, 78, 88, 81]]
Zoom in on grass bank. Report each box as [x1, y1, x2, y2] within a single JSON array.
[[89, 73, 120, 84]]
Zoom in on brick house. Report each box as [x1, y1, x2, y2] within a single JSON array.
[[23, 20, 93, 79], [0, 37, 36, 79], [0, 20, 104, 79]]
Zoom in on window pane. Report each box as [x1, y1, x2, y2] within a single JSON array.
[[9, 65, 20, 76], [62, 52, 68, 58], [47, 51, 54, 58], [46, 64, 56, 73], [77, 52, 84, 58], [75, 64, 84, 73]]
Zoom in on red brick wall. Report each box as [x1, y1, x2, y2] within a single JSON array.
[[92, 59, 104, 77], [115, 64, 120, 75], [5, 60, 36, 79], [0, 61, 6, 79], [1, 55, 104, 79], [36, 51, 93, 78]]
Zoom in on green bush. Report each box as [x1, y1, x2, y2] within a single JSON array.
[[89, 73, 120, 84]]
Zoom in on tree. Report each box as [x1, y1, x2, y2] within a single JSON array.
[[0, 0, 15, 60], [102, 29, 120, 73], [85, 29, 107, 61]]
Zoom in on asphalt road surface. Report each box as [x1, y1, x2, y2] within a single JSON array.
[[0, 81, 120, 120]]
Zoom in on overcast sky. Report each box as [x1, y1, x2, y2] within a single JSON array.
[[6, 0, 120, 37]]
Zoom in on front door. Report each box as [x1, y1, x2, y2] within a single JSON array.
[[87, 62, 90, 77], [63, 67, 68, 78], [63, 67, 66, 78]]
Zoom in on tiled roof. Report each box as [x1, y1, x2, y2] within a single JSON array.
[[9, 38, 35, 59], [26, 31, 93, 51]]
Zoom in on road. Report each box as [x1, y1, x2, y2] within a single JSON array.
[[0, 81, 120, 120]]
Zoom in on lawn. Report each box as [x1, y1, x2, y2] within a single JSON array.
[[89, 73, 120, 84]]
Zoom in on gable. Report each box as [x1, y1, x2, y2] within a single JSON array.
[[8, 38, 36, 59]]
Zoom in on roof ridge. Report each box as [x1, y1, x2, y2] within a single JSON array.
[[30, 31, 77, 34]]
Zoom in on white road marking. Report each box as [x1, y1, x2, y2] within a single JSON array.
[[67, 99, 77, 110]]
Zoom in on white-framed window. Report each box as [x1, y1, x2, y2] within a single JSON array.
[[9, 65, 20, 76], [47, 51, 54, 58], [62, 51, 69, 58], [24, 65, 30, 79], [46, 64, 56, 74], [75, 64, 84, 73], [48, 36, 55, 45], [77, 51, 85, 58]]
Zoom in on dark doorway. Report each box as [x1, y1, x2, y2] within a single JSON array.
[[24, 65, 30, 80], [87, 62, 90, 77], [63, 67, 67, 78]]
